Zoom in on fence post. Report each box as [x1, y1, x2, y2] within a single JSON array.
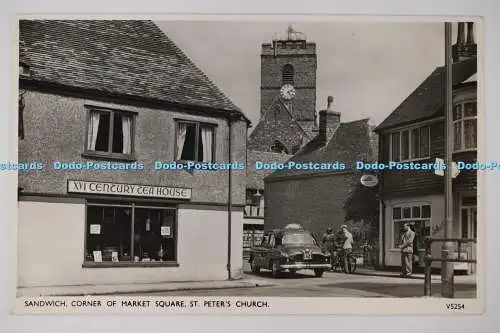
[[424, 238, 432, 296]]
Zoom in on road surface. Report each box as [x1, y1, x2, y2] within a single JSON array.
[[121, 266, 477, 298]]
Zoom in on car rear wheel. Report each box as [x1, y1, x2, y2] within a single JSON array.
[[314, 269, 324, 277], [271, 260, 281, 278], [250, 257, 260, 273]]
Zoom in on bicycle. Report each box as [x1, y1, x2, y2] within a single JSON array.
[[330, 249, 357, 274]]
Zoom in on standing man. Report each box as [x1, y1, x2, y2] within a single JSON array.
[[340, 225, 354, 273], [399, 223, 416, 277]]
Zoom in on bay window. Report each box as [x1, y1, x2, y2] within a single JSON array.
[[453, 101, 477, 152]]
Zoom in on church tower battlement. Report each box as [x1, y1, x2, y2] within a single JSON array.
[[260, 26, 317, 122]]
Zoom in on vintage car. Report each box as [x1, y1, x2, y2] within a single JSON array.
[[248, 224, 331, 277]]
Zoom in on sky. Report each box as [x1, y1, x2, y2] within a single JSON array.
[[156, 21, 475, 127]]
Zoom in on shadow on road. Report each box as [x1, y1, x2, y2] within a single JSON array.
[[326, 282, 477, 298]]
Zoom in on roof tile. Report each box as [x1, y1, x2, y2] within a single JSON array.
[[19, 20, 242, 113], [375, 58, 477, 131]]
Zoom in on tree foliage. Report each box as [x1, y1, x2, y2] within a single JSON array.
[[343, 183, 379, 228]]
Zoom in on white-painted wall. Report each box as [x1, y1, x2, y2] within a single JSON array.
[[17, 201, 243, 288]]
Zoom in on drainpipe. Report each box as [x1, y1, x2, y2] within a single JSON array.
[[380, 199, 386, 268], [377, 134, 386, 268], [227, 114, 234, 280]]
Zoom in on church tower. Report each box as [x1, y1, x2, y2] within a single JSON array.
[[248, 25, 318, 154], [260, 26, 317, 124]]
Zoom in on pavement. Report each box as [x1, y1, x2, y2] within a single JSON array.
[[17, 263, 477, 298], [17, 278, 275, 297]]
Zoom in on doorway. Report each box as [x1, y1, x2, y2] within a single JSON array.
[[460, 196, 477, 274]]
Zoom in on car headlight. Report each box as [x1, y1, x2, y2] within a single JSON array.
[[280, 252, 289, 258]]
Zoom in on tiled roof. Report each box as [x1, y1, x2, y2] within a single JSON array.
[[266, 118, 377, 179], [19, 20, 243, 114], [247, 150, 293, 189], [375, 58, 477, 132]]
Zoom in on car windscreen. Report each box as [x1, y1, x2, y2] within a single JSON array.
[[282, 232, 317, 246]]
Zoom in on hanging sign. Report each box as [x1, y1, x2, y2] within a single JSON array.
[[360, 174, 378, 187], [434, 158, 460, 178]]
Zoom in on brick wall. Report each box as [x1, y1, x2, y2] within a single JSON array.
[[264, 173, 359, 238]]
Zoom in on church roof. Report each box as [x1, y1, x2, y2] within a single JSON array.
[[375, 58, 477, 132], [19, 20, 245, 116], [265, 118, 377, 180]]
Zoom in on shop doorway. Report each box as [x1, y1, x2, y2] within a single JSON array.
[[460, 197, 477, 274]]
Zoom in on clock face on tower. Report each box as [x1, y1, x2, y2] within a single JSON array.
[[280, 84, 296, 100]]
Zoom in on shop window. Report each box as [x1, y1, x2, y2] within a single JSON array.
[[453, 101, 477, 152], [85, 108, 135, 159], [85, 203, 176, 264], [389, 125, 430, 161], [393, 204, 431, 250], [175, 121, 215, 162]]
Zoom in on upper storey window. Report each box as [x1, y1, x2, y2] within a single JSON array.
[[388, 125, 430, 162], [453, 101, 477, 152], [85, 108, 136, 160]]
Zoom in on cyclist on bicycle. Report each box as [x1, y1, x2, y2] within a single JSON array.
[[340, 225, 354, 273]]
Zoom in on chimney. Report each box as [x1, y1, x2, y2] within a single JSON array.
[[466, 22, 475, 44], [464, 22, 477, 59], [453, 22, 477, 62], [453, 22, 465, 62], [318, 96, 341, 145], [458, 22, 466, 44]]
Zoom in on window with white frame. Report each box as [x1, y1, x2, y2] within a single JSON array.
[[453, 101, 477, 152], [389, 125, 430, 162], [175, 121, 215, 162], [392, 204, 431, 250], [85, 108, 135, 158]]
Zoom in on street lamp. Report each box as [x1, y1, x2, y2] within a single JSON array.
[[442, 22, 455, 298]]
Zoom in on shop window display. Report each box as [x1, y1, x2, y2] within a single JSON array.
[[85, 202, 176, 264]]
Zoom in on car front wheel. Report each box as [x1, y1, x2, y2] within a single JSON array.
[[314, 269, 324, 277]]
